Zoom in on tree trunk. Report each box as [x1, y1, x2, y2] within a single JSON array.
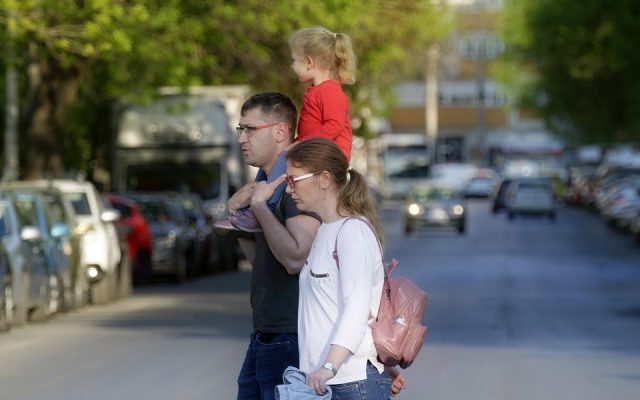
[[23, 47, 79, 180]]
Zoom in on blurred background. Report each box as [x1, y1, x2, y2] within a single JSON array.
[[1, 0, 639, 399]]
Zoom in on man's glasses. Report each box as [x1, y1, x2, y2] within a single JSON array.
[[235, 122, 284, 137], [285, 172, 320, 189]]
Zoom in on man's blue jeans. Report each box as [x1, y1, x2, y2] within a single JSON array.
[[237, 332, 299, 400], [329, 361, 391, 400]]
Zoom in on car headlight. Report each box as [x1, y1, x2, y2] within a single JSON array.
[[452, 205, 464, 215], [407, 203, 422, 216], [156, 232, 177, 248]]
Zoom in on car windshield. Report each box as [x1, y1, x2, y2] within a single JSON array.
[[64, 192, 92, 216], [517, 183, 551, 192], [385, 146, 430, 179], [125, 162, 222, 201], [134, 199, 172, 223], [412, 187, 459, 201]]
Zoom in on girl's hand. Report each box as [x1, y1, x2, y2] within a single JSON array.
[[250, 175, 286, 207], [306, 367, 334, 395]]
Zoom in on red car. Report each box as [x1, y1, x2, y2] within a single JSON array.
[[107, 194, 153, 284]]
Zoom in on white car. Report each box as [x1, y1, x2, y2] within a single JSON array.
[[37, 180, 123, 304], [506, 178, 557, 221]]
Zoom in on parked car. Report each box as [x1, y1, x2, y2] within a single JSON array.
[[0, 243, 11, 332], [630, 210, 640, 245], [43, 180, 123, 304], [506, 178, 557, 221], [0, 191, 50, 324], [107, 194, 152, 284], [404, 183, 466, 234], [120, 192, 189, 282], [491, 178, 513, 213]]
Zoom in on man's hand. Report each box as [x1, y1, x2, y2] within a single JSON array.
[[250, 175, 286, 208], [227, 183, 256, 214], [386, 366, 407, 397]]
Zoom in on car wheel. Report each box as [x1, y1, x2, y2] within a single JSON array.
[[0, 273, 12, 332], [30, 273, 52, 322], [174, 254, 187, 283], [508, 212, 515, 220], [117, 252, 133, 298], [457, 224, 466, 234], [404, 224, 413, 235], [90, 273, 112, 305], [549, 212, 557, 222], [13, 273, 28, 326]]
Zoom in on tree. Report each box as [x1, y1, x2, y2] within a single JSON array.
[[497, 0, 640, 144], [1, 0, 450, 178]]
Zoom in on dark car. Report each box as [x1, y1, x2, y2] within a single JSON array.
[[120, 193, 189, 282], [404, 183, 466, 235], [107, 194, 153, 284], [491, 178, 513, 213]]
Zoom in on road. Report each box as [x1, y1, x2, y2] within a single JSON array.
[[1, 200, 639, 400]]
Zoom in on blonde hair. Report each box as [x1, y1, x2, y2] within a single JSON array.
[[286, 138, 384, 248], [289, 26, 357, 85]]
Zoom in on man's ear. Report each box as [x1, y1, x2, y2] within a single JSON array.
[[274, 123, 288, 143]]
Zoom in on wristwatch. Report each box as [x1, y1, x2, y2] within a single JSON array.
[[323, 362, 338, 376]]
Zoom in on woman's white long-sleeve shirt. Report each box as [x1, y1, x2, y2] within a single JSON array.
[[298, 217, 385, 385]]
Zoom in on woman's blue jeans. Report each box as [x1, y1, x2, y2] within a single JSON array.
[[329, 361, 392, 400], [237, 332, 298, 400]]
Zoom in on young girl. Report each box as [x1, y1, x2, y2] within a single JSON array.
[[228, 26, 357, 232]]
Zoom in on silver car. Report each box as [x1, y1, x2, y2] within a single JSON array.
[[0, 191, 51, 324], [506, 178, 557, 221]]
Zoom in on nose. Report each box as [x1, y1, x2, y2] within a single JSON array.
[[238, 132, 248, 144], [285, 182, 294, 194]]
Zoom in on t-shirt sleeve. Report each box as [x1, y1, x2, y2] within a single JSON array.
[[331, 220, 381, 353]]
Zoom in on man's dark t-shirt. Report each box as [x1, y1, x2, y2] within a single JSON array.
[[251, 192, 302, 333]]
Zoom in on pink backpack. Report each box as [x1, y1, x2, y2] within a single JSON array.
[[333, 217, 428, 369]]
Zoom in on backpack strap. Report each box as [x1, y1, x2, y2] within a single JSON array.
[[331, 216, 396, 279]]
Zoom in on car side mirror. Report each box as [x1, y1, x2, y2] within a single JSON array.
[[20, 226, 42, 241], [51, 223, 71, 238]]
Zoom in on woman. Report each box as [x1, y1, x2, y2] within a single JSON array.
[[282, 137, 406, 399]]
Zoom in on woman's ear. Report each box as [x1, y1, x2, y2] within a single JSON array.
[[318, 170, 331, 189]]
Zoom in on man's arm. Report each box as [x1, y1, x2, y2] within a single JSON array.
[[237, 238, 256, 265], [250, 176, 320, 274]]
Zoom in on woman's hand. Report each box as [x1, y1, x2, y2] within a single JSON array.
[[386, 366, 407, 397], [306, 367, 334, 395]]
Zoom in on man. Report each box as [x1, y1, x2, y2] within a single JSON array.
[[226, 92, 320, 400]]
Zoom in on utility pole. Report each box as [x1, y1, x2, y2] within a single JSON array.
[[3, 8, 19, 182], [426, 43, 439, 165], [475, 37, 487, 166]]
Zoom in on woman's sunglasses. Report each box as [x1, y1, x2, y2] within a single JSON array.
[[285, 172, 320, 189]]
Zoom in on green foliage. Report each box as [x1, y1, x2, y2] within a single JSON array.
[[497, 0, 640, 144], [0, 0, 451, 175]]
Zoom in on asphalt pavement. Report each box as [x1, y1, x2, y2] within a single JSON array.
[[1, 200, 639, 400]]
